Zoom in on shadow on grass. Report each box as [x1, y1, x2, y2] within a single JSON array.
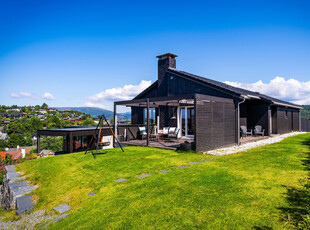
[[278, 135, 310, 229]]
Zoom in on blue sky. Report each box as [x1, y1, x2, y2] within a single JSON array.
[[0, 0, 309, 110]]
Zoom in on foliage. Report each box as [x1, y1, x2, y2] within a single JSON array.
[[301, 105, 310, 120], [0, 139, 7, 150], [41, 103, 48, 109], [40, 136, 63, 152], [7, 133, 310, 229]]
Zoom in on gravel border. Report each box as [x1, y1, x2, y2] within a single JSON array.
[[205, 132, 307, 156]]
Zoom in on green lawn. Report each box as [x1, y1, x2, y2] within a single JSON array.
[[5, 133, 310, 229]]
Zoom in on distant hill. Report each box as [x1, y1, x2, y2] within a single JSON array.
[[301, 105, 310, 120], [56, 107, 131, 121]]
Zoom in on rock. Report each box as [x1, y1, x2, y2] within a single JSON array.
[[187, 162, 202, 165], [114, 178, 127, 182], [88, 192, 96, 197], [175, 166, 190, 169], [159, 170, 171, 173], [16, 195, 34, 215], [201, 159, 213, 161], [41, 213, 69, 229], [5, 165, 16, 173], [136, 174, 151, 179], [53, 204, 71, 214]]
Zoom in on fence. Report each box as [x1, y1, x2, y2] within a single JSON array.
[[301, 119, 310, 132]]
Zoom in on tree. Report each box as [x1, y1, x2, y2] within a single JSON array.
[[35, 105, 40, 110], [40, 136, 63, 152], [41, 103, 48, 109]]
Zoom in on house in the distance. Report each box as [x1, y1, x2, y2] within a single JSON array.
[[114, 53, 301, 152]]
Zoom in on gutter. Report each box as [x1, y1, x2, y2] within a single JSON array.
[[237, 97, 246, 145]]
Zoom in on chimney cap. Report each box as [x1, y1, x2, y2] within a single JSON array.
[[156, 53, 178, 59]]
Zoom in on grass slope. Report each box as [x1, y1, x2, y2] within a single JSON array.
[[5, 133, 310, 229]]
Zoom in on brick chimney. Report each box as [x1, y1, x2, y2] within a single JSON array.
[[156, 53, 177, 89]]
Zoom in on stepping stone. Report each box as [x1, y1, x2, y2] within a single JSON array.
[[201, 159, 213, 161], [9, 181, 29, 190], [12, 185, 35, 198], [53, 204, 71, 214], [187, 162, 202, 165], [159, 170, 171, 173], [115, 178, 127, 182], [136, 174, 151, 179], [175, 166, 190, 169], [5, 165, 16, 173], [41, 213, 70, 229], [88, 192, 96, 197], [16, 195, 34, 215]]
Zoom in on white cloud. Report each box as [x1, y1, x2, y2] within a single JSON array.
[[42, 93, 56, 100], [224, 76, 310, 105], [86, 80, 152, 110], [10, 92, 55, 100]]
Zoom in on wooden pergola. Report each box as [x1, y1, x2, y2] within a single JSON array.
[[37, 126, 112, 153], [114, 94, 211, 147]]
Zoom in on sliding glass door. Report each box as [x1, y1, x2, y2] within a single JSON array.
[[180, 107, 194, 138]]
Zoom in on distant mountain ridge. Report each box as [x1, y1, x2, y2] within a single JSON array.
[[56, 107, 131, 120]]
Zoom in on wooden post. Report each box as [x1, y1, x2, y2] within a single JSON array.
[[37, 135, 40, 154], [113, 102, 117, 147], [147, 98, 150, 147], [69, 133, 73, 153]]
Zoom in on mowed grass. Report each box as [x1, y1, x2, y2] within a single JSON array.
[[8, 133, 310, 229]]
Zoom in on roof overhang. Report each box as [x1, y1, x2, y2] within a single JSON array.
[[271, 101, 302, 109]]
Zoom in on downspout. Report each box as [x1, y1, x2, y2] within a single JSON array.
[[237, 97, 246, 145]]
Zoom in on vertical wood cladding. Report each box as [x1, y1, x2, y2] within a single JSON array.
[[301, 120, 310, 132], [195, 100, 236, 152], [159, 106, 177, 129], [275, 107, 300, 134], [167, 74, 234, 99], [271, 107, 277, 134], [131, 107, 144, 124]]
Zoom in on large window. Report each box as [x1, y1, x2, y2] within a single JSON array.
[[144, 108, 156, 125]]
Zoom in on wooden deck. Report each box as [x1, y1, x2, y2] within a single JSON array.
[[120, 139, 194, 150], [121, 135, 270, 150]]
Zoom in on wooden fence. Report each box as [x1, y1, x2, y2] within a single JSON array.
[[301, 119, 310, 132]]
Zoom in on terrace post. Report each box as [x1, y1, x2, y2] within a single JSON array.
[[68, 133, 73, 153], [114, 102, 117, 147], [147, 98, 150, 147], [37, 134, 40, 154]]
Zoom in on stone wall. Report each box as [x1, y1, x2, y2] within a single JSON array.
[[1, 165, 35, 215]]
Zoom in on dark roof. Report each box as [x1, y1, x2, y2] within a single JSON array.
[[167, 68, 302, 109]]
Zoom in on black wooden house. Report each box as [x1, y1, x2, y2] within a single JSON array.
[[114, 53, 301, 152]]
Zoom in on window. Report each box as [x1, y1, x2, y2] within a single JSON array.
[[144, 108, 156, 125]]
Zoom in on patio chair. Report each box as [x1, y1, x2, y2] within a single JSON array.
[[139, 127, 147, 140], [240, 126, 253, 138], [168, 127, 180, 140], [254, 125, 265, 137], [150, 126, 158, 140]]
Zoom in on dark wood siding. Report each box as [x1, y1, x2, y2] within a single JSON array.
[[276, 107, 300, 134], [131, 107, 144, 124], [195, 100, 236, 152], [301, 119, 310, 132], [166, 74, 235, 99]]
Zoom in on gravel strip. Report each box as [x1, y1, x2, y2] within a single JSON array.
[[206, 132, 307, 156], [0, 210, 56, 230]]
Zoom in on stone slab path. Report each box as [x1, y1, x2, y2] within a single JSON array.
[[1, 165, 35, 214], [136, 174, 152, 179], [53, 204, 71, 214]]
